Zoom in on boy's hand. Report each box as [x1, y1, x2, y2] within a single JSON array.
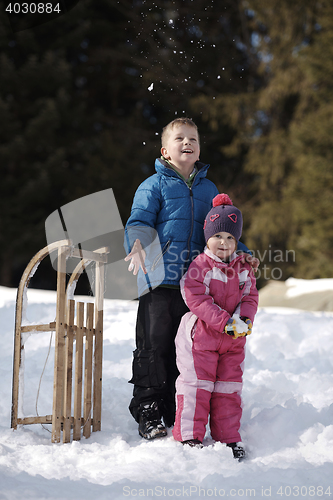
[[124, 239, 147, 275], [239, 253, 260, 272]]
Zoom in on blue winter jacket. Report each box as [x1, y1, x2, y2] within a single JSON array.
[[125, 158, 249, 294]]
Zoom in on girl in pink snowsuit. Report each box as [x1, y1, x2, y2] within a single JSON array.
[[172, 194, 258, 459]]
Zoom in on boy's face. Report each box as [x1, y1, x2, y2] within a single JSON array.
[[161, 124, 200, 173], [207, 231, 236, 260]]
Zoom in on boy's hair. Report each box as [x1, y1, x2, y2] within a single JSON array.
[[161, 118, 199, 147]]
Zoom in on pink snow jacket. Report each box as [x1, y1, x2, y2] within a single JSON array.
[[180, 248, 258, 342]]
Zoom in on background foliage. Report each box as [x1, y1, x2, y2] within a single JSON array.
[[0, 0, 332, 289]]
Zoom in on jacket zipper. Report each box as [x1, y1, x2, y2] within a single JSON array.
[[184, 187, 194, 270], [151, 240, 171, 271]]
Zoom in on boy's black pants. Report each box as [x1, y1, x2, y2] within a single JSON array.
[[129, 287, 189, 427]]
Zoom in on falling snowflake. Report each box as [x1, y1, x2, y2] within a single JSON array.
[[148, 83, 154, 91]]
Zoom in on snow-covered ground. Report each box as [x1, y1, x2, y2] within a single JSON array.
[[1, 283, 333, 499], [285, 277, 333, 298]]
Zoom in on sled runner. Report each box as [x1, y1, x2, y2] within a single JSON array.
[[11, 240, 108, 443]]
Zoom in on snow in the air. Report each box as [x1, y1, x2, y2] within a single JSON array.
[[0, 282, 333, 499]]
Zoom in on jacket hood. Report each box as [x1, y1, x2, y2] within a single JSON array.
[[155, 157, 210, 179]]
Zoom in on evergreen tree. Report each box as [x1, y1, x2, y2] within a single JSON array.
[[189, 0, 333, 284], [0, 0, 259, 287], [243, 0, 333, 281]]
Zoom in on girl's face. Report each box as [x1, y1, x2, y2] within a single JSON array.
[[207, 231, 236, 260]]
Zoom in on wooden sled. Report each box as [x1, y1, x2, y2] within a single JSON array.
[[11, 240, 109, 443]]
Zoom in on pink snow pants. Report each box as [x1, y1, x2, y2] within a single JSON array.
[[172, 313, 246, 444]]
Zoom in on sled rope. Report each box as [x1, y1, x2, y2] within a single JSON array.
[[35, 330, 54, 434]]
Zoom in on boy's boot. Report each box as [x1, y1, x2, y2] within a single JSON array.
[[138, 402, 167, 440], [227, 442, 246, 461]]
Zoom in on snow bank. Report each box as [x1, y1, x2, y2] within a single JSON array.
[[286, 277, 333, 297], [259, 279, 333, 311]]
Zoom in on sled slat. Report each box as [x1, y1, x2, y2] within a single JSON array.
[[51, 247, 69, 443], [17, 416, 95, 426], [73, 302, 84, 441], [93, 259, 104, 432], [63, 299, 75, 443], [83, 303, 94, 439], [70, 248, 108, 263], [21, 322, 57, 333]]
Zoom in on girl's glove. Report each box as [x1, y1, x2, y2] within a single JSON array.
[[225, 314, 251, 339], [242, 317, 252, 336]]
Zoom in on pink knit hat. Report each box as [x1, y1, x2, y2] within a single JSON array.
[[203, 194, 243, 243]]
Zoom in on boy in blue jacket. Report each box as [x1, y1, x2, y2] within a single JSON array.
[[125, 118, 257, 440]]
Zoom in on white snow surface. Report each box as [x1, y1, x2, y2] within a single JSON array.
[[1, 284, 333, 499], [286, 277, 333, 297]]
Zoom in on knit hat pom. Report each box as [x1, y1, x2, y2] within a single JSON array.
[[212, 193, 233, 207]]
